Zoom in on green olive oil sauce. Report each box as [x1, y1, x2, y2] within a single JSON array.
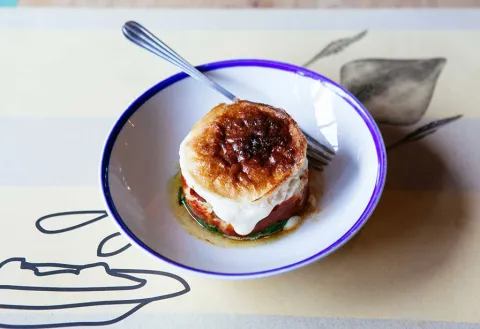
[[167, 168, 323, 248]]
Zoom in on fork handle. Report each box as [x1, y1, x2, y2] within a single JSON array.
[[122, 21, 239, 103]]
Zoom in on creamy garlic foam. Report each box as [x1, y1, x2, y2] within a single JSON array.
[[179, 134, 308, 236]]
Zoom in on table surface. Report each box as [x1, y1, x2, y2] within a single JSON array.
[[2, 7, 480, 329]]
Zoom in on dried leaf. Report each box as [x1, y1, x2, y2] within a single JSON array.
[[303, 30, 368, 67]]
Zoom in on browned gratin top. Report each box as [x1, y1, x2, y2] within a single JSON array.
[[182, 100, 307, 201]]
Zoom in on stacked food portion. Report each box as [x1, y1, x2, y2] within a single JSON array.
[[179, 100, 309, 240]]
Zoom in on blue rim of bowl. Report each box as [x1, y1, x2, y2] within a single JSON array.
[[101, 58, 387, 278]]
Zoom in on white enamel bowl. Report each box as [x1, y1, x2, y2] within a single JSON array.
[[100, 59, 387, 279]]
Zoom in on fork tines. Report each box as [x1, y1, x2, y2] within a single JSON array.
[[303, 131, 335, 171]]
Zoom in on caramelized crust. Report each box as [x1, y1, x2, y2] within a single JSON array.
[[183, 100, 307, 201]]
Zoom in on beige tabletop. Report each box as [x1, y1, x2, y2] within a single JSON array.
[[1, 7, 480, 329]]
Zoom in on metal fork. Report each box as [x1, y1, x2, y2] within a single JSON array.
[[122, 21, 335, 170]]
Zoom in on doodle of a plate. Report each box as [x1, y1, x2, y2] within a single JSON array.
[[0, 258, 189, 328], [100, 59, 387, 279]]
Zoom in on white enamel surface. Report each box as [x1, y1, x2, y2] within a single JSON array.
[[103, 64, 384, 278]]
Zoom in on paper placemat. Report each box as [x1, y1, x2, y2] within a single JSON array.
[[1, 8, 480, 328]]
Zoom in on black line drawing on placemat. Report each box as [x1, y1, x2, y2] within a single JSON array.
[[340, 57, 462, 150], [303, 30, 368, 67], [0, 211, 190, 328], [0, 257, 190, 329], [97, 232, 132, 258], [35, 211, 132, 258], [302, 30, 463, 150], [36, 211, 108, 234], [386, 114, 463, 150], [340, 58, 448, 126]]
